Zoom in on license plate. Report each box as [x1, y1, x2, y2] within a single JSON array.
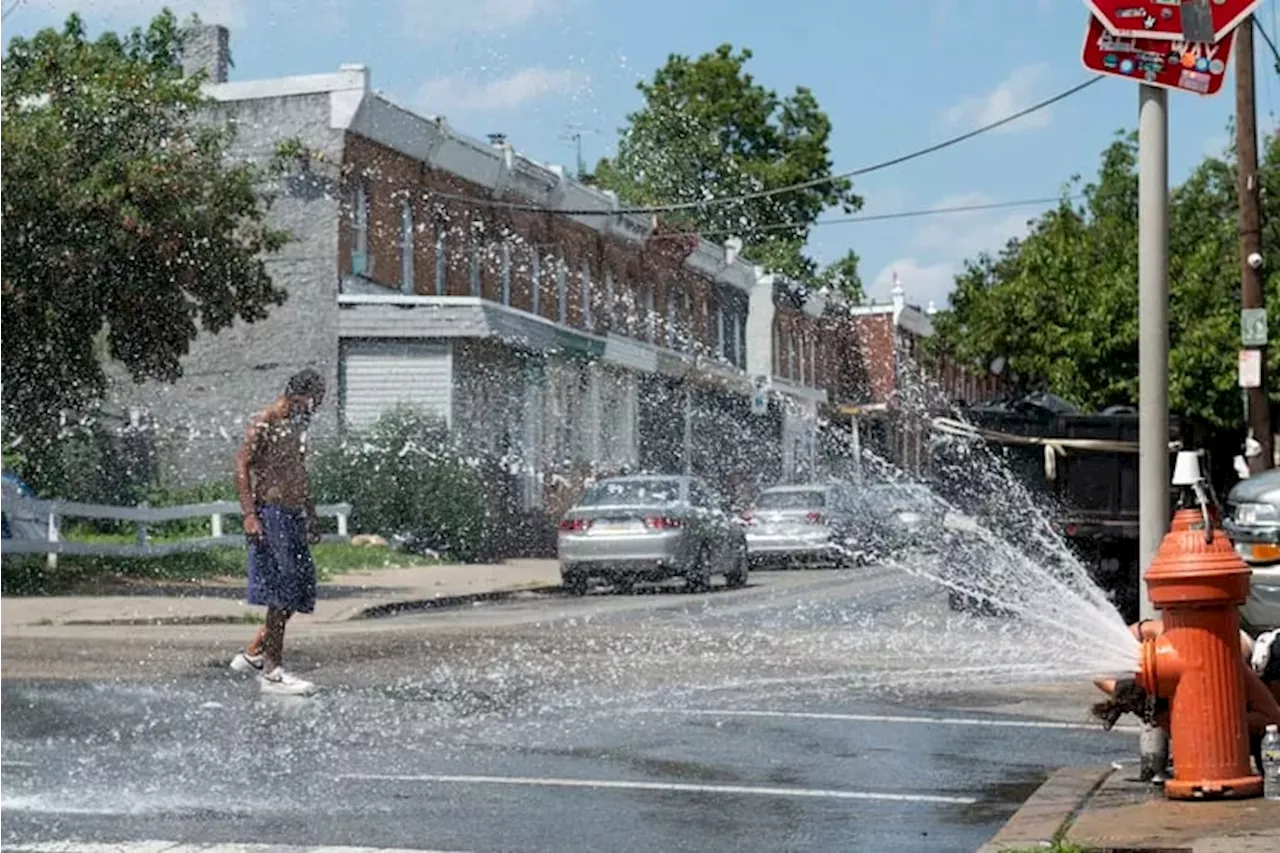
[[592, 522, 639, 536]]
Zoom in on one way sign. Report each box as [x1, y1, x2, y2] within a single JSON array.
[[1085, 0, 1259, 43]]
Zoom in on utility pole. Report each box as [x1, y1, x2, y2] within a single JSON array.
[[1138, 83, 1170, 623], [1236, 16, 1273, 473]]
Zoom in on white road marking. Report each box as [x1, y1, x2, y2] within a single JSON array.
[[338, 772, 978, 805], [632, 707, 1140, 733], [5, 843, 469, 853]]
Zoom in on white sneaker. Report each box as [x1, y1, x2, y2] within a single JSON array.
[[229, 651, 265, 674], [258, 667, 317, 696]]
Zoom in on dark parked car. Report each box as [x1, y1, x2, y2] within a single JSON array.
[[1223, 468, 1280, 631]]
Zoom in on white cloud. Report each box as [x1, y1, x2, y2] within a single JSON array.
[[402, 0, 558, 39], [911, 192, 1037, 259], [417, 67, 588, 114], [871, 259, 957, 311], [942, 64, 1053, 134], [869, 192, 1047, 309], [31, 0, 247, 28]]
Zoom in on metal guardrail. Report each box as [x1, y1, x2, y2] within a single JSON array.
[[1, 497, 353, 565]]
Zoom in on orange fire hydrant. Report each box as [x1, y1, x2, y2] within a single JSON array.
[[1136, 507, 1262, 799]]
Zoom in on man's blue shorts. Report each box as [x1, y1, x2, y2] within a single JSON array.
[[247, 504, 316, 614]]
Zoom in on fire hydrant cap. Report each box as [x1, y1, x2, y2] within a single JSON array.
[[1144, 510, 1251, 608]]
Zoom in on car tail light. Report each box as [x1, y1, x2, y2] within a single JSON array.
[[740, 513, 757, 526], [559, 518, 591, 532], [643, 516, 682, 530], [806, 511, 825, 524], [1064, 523, 1078, 537]]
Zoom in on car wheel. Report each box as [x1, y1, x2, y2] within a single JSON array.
[[563, 571, 589, 596], [685, 546, 712, 593], [726, 547, 749, 589]]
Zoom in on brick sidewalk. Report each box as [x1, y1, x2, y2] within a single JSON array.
[[981, 763, 1280, 852], [0, 559, 561, 631]]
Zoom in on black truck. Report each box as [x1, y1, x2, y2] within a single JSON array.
[[939, 392, 1182, 624]]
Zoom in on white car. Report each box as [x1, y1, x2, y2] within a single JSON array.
[[1223, 469, 1280, 631]]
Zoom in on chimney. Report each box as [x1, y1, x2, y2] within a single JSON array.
[[182, 24, 230, 84]]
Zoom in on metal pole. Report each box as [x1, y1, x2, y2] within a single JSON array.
[[1236, 17, 1273, 473], [1138, 83, 1169, 623]]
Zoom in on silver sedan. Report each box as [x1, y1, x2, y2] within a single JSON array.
[[557, 475, 749, 594]]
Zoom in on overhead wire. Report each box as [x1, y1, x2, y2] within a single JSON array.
[[652, 194, 1086, 242], [422, 76, 1105, 217], [1, 0, 24, 21], [1255, 13, 1280, 74]]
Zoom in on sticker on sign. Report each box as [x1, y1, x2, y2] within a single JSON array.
[[1080, 14, 1235, 97], [1084, 0, 1260, 43]]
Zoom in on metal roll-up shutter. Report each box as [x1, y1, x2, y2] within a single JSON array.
[[341, 340, 453, 432]]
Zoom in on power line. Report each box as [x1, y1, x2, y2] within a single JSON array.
[[652, 194, 1085, 242], [1, 0, 25, 21], [422, 76, 1105, 217], [1257, 13, 1280, 74]]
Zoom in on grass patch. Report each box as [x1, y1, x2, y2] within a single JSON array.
[[1001, 843, 1092, 853], [0, 542, 439, 595]]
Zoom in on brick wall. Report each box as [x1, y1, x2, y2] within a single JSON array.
[[340, 133, 736, 357]]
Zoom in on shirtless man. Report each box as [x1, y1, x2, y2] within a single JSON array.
[[228, 369, 326, 695]]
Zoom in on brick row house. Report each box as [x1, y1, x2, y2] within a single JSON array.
[[824, 275, 1008, 478], [108, 27, 832, 531]]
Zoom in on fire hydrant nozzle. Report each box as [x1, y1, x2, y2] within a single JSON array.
[[1136, 507, 1262, 799]]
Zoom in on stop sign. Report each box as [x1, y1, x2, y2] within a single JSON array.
[[1085, 0, 1259, 42]]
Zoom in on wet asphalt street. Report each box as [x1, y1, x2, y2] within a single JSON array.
[[2, 566, 1132, 853]]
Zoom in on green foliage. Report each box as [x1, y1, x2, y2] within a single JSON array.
[[931, 130, 1280, 431], [1, 10, 291, 490], [592, 44, 861, 284], [817, 249, 865, 303], [312, 408, 495, 563]]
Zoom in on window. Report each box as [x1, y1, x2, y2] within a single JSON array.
[[787, 330, 797, 379], [666, 289, 676, 348], [580, 261, 592, 329], [399, 200, 414, 294], [500, 242, 512, 305], [644, 286, 656, 342], [351, 183, 370, 276], [531, 250, 542, 315], [557, 260, 568, 324], [681, 291, 693, 352], [434, 228, 446, 295], [798, 332, 807, 385], [469, 244, 481, 296], [716, 300, 726, 360], [809, 334, 818, 386], [605, 271, 616, 330]]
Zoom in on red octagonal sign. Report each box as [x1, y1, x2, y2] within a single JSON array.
[[1085, 0, 1259, 42], [1081, 13, 1235, 95]]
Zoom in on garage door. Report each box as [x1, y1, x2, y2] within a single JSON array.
[[341, 340, 453, 432]]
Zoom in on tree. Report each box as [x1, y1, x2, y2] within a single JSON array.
[[931, 130, 1280, 434], [1, 11, 290, 490], [816, 249, 865, 303], [592, 44, 861, 284]]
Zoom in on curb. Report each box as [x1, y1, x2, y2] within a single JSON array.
[[978, 764, 1114, 853], [31, 584, 565, 628], [340, 584, 562, 620]]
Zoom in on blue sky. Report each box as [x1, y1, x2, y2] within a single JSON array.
[[6, 0, 1280, 310]]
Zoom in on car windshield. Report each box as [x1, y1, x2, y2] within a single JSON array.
[[756, 490, 826, 509], [865, 484, 933, 512], [579, 479, 682, 507]]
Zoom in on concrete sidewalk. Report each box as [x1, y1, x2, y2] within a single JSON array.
[[0, 559, 562, 631], [980, 762, 1280, 852]]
